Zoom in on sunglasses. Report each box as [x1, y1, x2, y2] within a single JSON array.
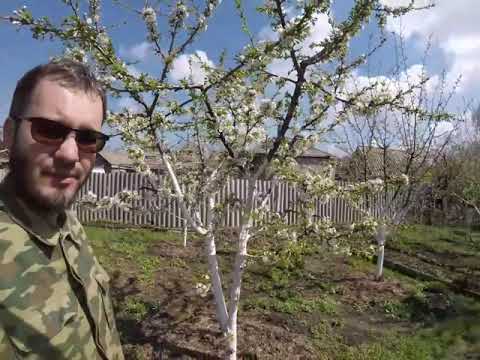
[[10, 115, 109, 153]]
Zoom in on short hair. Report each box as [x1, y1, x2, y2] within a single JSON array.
[[9, 59, 107, 122]]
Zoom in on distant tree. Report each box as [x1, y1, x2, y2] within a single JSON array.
[[335, 41, 461, 280]]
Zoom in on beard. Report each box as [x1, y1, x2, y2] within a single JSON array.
[[9, 145, 87, 213]]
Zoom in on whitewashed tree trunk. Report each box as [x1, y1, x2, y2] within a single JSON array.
[[182, 204, 189, 247], [375, 223, 387, 281], [159, 150, 207, 235], [158, 151, 230, 333], [205, 195, 229, 331], [159, 149, 247, 358], [224, 176, 257, 359], [225, 232, 249, 359], [183, 222, 188, 247]]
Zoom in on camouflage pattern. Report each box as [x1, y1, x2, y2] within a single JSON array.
[[0, 175, 124, 359]]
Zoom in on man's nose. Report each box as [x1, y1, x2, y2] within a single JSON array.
[[54, 133, 79, 163]]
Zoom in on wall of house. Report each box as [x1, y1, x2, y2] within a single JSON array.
[[93, 156, 112, 174], [297, 157, 335, 177]]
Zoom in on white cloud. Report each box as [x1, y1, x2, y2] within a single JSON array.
[[344, 63, 443, 108], [119, 41, 152, 61], [169, 50, 214, 85], [299, 13, 331, 57], [380, 0, 480, 97], [336, 62, 461, 149]]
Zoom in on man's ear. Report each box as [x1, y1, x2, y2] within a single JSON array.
[[3, 117, 15, 150]]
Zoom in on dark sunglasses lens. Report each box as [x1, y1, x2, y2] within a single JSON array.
[[29, 117, 107, 153], [31, 119, 69, 144], [76, 131, 106, 153]]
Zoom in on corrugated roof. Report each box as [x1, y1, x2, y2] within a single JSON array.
[[99, 151, 134, 166], [339, 147, 410, 181], [300, 147, 334, 158], [252, 143, 334, 158], [99, 150, 164, 170]]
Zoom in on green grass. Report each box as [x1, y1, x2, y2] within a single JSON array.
[[121, 296, 149, 321], [312, 328, 438, 360], [312, 320, 480, 360], [86, 226, 184, 285], [393, 224, 480, 256], [334, 335, 441, 360], [243, 292, 338, 315], [86, 226, 183, 252], [119, 295, 163, 323], [310, 319, 437, 360]]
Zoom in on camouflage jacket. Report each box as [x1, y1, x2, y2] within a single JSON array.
[[0, 176, 124, 359]]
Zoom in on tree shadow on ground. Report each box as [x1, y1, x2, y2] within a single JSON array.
[[110, 271, 223, 359]]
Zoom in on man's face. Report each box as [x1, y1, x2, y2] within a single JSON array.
[[7, 78, 103, 212]]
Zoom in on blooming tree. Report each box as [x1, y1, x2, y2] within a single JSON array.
[[335, 44, 462, 279], [3, 0, 438, 357]]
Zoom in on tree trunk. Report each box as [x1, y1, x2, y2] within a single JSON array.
[[375, 223, 387, 281], [205, 196, 228, 331], [206, 232, 229, 331], [224, 177, 256, 359], [225, 232, 250, 359], [183, 223, 188, 247]]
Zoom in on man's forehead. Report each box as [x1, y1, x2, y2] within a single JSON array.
[[30, 78, 101, 101], [26, 79, 103, 128]]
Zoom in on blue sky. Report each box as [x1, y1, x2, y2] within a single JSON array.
[[0, 1, 477, 149], [0, 1, 269, 120]]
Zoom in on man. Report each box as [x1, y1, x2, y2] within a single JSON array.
[[0, 59, 124, 359]]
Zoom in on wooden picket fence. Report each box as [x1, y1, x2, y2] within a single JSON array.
[[75, 172, 393, 229]]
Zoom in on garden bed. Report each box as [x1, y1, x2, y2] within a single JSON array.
[[86, 225, 480, 359]]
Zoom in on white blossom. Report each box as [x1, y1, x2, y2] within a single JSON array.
[[142, 7, 157, 25], [170, 2, 189, 25], [97, 32, 110, 48], [259, 99, 275, 116], [398, 174, 409, 185], [194, 282, 211, 297], [142, 6, 158, 42], [367, 178, 384, 192], [83, 191, 97, 203]]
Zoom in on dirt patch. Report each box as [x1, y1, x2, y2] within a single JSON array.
[[341, 276, 408, 306]]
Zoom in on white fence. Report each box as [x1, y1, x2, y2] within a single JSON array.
[[75, 172, 391, 229]]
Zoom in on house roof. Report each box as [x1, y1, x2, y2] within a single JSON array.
[[252, 143, 335, 159], [338, 147, 409, 181], [299, 147, 334, 158], [98, 151, 134, 167], [99, 150, 165, 170]]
